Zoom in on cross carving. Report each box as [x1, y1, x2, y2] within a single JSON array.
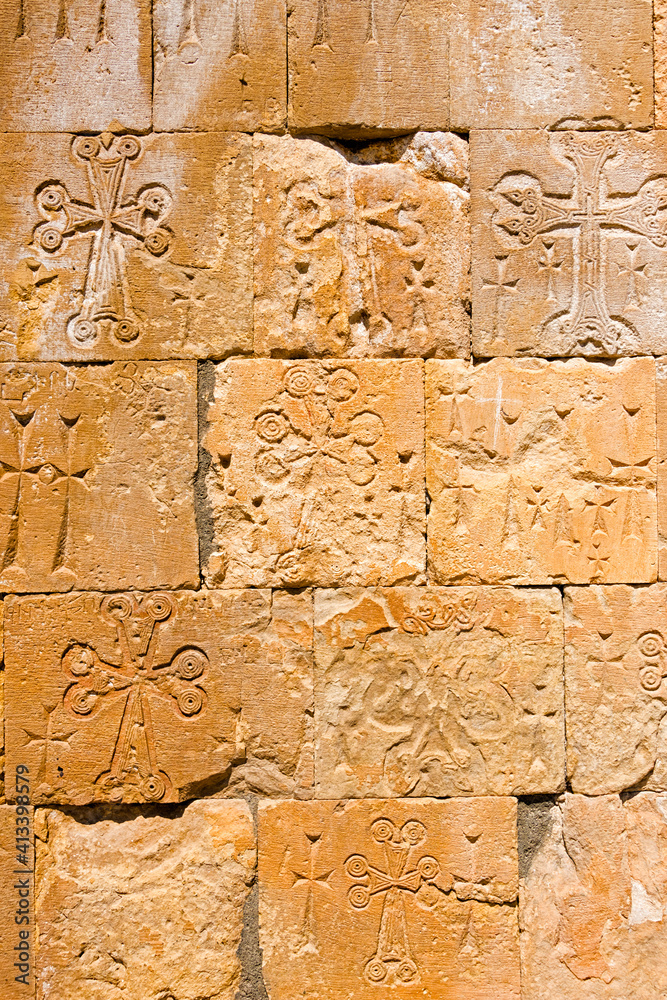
[[345, 817, 440, 985], [490, 134, 667, 353], [62, 593, 208, 802], [34, 133, 173, 350]]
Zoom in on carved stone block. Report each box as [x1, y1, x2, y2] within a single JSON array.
[[426, 358, 657, 585], [472, 130, 667, 357], [0, 1, 151, 132], [450, 0, 653, 130], [0, 131, 252, 361], [314, 587, 564, 798], [153, 0, 286, 131], [259, 798, 519, 1000], [4, 590, 312, 805], [521, 793, 667, 999], [254, 133, 470, 358], [204, 359, 426, 587], [564, 584, 667, 794], [287, 0, 450, 137], [0, 362, 198, 593], [0, 802, 34, 998], [36, 799, 254, 1000]]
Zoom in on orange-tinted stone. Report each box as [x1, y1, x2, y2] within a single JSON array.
[[0, 802, 34, 998]]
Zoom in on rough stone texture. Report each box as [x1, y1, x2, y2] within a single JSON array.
[[259, 798, 519, 1000], [520, 792, 667, 1000], [0, 0, 151, 132], [0, 603, 4, 803], [658, 359, 667, 581], [0, 803, 34, 998], [253, 133, 470, 358], [0, 132, 252, 361], [35, 799, 255, 1000], [658, 0, 667, 128], [0, 362, 198, 593], [564, 585, 667, 795], [287, 0, 450, 137], [154, 0, 286, 132], [4, 590, 313, 805], [204, 359, 426, 588], [426, 357, 657, 585], [472, 130, 667, 358], [314, 587, 564, 797], [450, 0, 653, 131]]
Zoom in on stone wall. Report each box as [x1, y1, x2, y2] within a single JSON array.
[[0, 2, 665, 998]]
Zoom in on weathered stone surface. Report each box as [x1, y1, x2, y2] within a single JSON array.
[[254, 133, 470, 358], [658, 360, 667, 580], [426, 358, 657, 585], [472, 130, 667, 358], [0, 1, 151, 132], [657, 0, 667, 128], [259, 798, 519, 1000], [0, 603, 4, 804], [5, 590, 312, 805], [0, 362, 198, 593], [0, 802, 34, 998], [314, 587, 564, 797], [0, 132, 252, 361], [520, 792, 667, 999], [154, 0, 286, 131], [564, 584, 667, 794], [450, 0, 653, 130], [204, 360, 426, 588], [36, 799, 254, 1000], [287, 0, 450, 137]]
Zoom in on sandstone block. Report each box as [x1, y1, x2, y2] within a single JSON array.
[[0, 131, 252, 361], [154, 0, 286, 132], [450, 0, 653, 130], [658, 359, 667, 579], [259, 798, 519, 1000], [204, 360, 426, 587], [658, 0, 667, 128], [0, 362, 198, 593], [426, 358, 657, 585], [0, 0, 151, 132], [5, 590, 312, 805], [287, 0, 450, 137], [254, 133, 470, 358], [520, 792, 667, 999], [472, 130, 667, 357], [564, 584, 667, 794], [36, 799, 254, 1000], [0, 802, 34, 998], [314, 587, 564, 797]]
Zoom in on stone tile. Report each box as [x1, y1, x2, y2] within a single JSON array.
[[471, 130, 667, 358], [0, 1, 151, 132], [204, 360, 426, 588], [287, 0, 450, 137], [520, 792, 667, 1000], [314, 587, 564, 798], [4, 590, 312, 805], [35, 799, 254, 1000], [426, 358, 657, 585], [450, 0, 653, 130], [0, 801, 34, 998], [259, 798, 519, 1000], [564, 584, 667, 794], [154, 0, 286, 132], [0, 132, 252, 361], [254, 133, 470, 358], [658, 360, 667, 579], [0, 362, 198, 593]]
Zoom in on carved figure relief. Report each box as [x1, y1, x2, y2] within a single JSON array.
[[314, 588, 564, 798], [35, 134, 172, 349], [345, 817, 440, 985], [473, 131, 667, 356], [253, 133, 470, 358]]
